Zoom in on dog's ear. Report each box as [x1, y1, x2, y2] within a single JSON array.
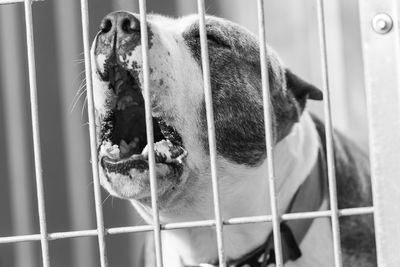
[[285, 69, 323, 111]]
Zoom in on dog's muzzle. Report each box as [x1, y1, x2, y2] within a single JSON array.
[[96, 11, 141, 59], [95, 11, 187, 182]]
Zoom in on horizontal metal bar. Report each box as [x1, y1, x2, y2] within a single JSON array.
[[337, 206, 374, 217], [107, 225, 153, 235], [0, 207, 374, 244], [0, 0, 43, 5], [0, 234, 41, 244], [225, 207, 374, 225], [163, 220, 216, 230]]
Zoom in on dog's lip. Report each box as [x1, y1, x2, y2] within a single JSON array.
[[101, 154, 148, 173], [99, 139, 188, 175]]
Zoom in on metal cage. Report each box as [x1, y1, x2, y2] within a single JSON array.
[[0, 0, 399, 266]]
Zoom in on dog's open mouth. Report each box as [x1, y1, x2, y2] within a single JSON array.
[[98, 63, 187, 178]]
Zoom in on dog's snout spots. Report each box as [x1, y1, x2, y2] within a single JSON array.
[[95, 12, 147, 68], [95, 11, 155, 77]]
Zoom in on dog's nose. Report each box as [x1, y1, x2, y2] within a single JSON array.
[[99, 11, 140, 38]]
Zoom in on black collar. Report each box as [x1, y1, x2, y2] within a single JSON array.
[[187, 147, 327, 267]]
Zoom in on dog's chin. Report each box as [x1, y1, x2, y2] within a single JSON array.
[[99, 153, 185, 201]]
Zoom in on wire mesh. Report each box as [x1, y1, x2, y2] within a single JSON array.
[[0, 207, 373, 245], [0, 0, 384, 267]]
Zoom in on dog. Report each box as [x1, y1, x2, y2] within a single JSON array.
[[91, 11, 376, 267]]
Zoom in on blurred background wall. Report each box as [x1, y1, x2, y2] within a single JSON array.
[[0, 0, 367, 266]]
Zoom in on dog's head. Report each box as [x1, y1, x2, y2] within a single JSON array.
[[91, 12, 322, 221]]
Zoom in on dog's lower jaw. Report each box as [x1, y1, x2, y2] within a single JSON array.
[[140, 112, 321, 267]]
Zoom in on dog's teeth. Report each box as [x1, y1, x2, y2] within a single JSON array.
[[119, 140, 130, 154], [120, 139, 128, 147], [141, 144, 149, 159], [140, 140, 187, 164], [154, 140, 172, 162], [129, 140, 137, 148], [101, 141, 120, 159]]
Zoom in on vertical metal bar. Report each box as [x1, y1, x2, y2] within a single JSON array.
[[23, 0, 50, 266], [321, 0, 349, 136], [316, 0, 343, 266], [0, 5, 37, 267], [79, 1, 109, 266], [358, 0, 400, 266], [138, 1, 164, 266], [256, 1, 283, 266], [110, 3, 141, 266], [196, 1, 226, 266], [53, 0, 95, 265]]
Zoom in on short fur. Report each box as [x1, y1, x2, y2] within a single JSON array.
[[91, 12, 376, 266]]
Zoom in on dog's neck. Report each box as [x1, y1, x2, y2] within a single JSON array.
[[153, 112, 320, 266]]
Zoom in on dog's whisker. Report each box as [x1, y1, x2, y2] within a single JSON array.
[[73, 58, 85, 63], [87, 181, 94, 188], [205, 5, 213, 15], [70, 85, 87, 113], [70, 77, 86, 108], [81, 96, 88, 120], [102, 193, 112, 206], [70, 80, 86, 112], [77, 77, 87, 92], [134, 217, 146, 227], [72, 70, 87, 85]]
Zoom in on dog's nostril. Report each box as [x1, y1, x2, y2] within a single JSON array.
[[100, 18, 112, 33], [121, 17, 140, 34]]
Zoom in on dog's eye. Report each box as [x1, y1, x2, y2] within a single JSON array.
[[194, 33, 231, 49]]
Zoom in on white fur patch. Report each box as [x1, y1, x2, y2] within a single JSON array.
[[158, 112, 322, 266]]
